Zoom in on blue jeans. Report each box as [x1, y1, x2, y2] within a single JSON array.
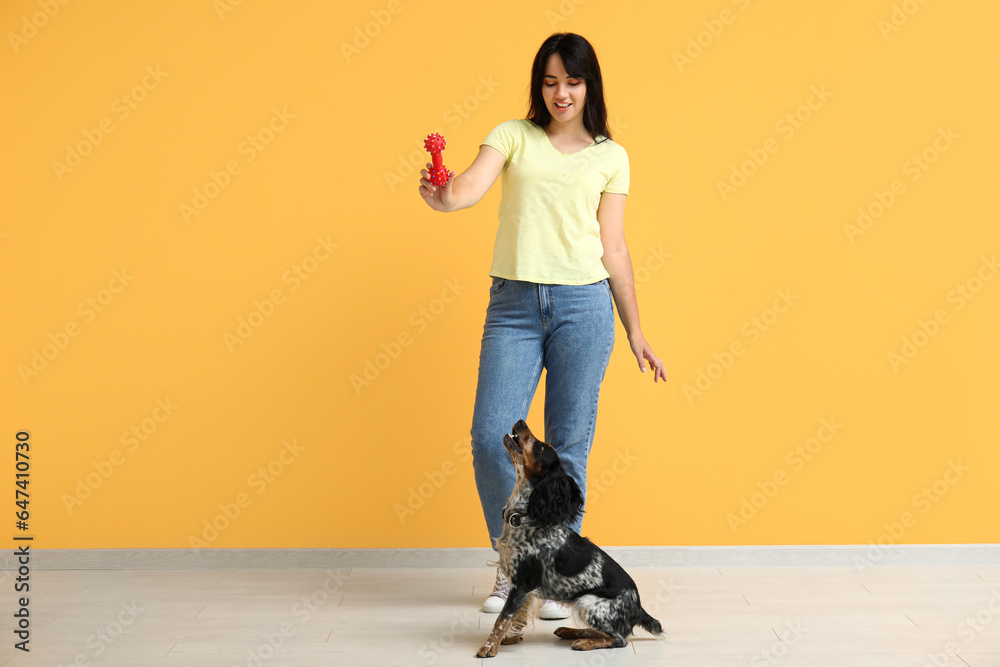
[[470, 276, 616, 550]]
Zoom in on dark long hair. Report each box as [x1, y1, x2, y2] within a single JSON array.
[[526, 448, 585, 527], [526, 33, 612, 144]]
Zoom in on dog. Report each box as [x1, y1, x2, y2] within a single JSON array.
[[475, 420, 663, 658]]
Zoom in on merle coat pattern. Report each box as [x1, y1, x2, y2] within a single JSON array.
[[475, 420, 663, 658]]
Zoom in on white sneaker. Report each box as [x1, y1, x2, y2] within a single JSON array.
[[539, 599, 571, 619], [482, 565, 509, 613]]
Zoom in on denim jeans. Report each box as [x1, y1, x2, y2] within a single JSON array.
[[470, 276, 616, 550]]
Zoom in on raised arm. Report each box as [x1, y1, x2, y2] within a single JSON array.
[[419, 144, 506, 213]]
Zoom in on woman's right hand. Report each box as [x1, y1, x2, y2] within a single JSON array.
[[418, 163, 456, 212]]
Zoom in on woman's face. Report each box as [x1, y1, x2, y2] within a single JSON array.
[[542, 53, 587, 127]]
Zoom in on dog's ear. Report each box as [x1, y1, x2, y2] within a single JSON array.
[[527, 451, 584, 526]]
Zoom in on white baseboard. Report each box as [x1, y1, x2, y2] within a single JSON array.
[[6, 544, 998, 570]]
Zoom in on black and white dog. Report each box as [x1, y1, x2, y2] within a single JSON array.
[[475, 420, 663, 658]]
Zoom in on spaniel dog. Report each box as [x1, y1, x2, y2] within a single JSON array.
[[475, 420, 663, 658]]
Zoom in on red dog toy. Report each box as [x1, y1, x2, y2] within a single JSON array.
[[424, 133, 449, 186]]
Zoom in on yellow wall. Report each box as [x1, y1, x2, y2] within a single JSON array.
[[2, 0, 997, 549]]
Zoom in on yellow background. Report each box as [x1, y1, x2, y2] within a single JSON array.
[[2, 0, 997, 548]]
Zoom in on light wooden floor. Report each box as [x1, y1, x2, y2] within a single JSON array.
[[2, 564, 999, 666]]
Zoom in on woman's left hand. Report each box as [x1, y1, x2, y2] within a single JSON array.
[[628, 332, 667, 383]]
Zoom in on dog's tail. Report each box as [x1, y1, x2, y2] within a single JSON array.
[[637, 608, 663, 636]]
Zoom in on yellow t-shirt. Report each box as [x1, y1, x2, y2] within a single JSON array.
[[480, 118, 629, 285]]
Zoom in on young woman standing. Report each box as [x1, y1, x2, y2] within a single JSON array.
[[418, 32, 666, 618]]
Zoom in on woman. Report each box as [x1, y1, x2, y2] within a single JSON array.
[[418, 32, 666, 618]]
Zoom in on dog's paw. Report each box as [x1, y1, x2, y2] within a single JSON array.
[[500, 634, 523, 645], [475, 641, 499, 658], [553, 627, 577, 640]]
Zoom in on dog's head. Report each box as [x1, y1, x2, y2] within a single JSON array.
[[503, 420, 584, 526]]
